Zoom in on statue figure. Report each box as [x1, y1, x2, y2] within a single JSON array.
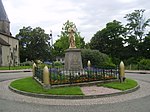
[[68, 26, 76, 48]]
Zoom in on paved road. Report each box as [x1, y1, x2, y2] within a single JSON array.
[[0, 72, 150, 112], [0, 72, 32, 82]]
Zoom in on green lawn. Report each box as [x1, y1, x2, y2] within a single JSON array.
[[10, 77, 138, 95], [10, 77, 84, 95], [0, 66, 32, 70], [98, 78, 138, 91]]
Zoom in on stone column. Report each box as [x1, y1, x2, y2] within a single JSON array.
[[64, 48, 83, 71]]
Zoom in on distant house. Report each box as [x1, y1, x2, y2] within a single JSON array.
[[0, 0, 19, 66]]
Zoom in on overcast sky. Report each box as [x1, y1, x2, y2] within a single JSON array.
[[3, 0, 150, 43]]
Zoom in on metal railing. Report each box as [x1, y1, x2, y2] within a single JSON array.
[[34, 67, 119, 86], [49, 67, 118, 85], [34, 67, 43, 83]]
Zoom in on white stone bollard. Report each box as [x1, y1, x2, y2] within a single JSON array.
[[32, 63, 36, 77], [87, 60, 91, 69], [119, 61, 125, 82], [43, 66, 50, 88]]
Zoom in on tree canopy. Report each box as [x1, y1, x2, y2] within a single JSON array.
[[81, 49, 115, 68], [124, 9, 150, 42], [90, 20, 126, 64], [90, 9, 150, 65], [124, 9, 150, 60], [16, 26, 51, 62]]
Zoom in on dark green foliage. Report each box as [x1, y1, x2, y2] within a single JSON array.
[[81, 49, 115, 68], [90, 20, 126, 61], [140, 33, 150, 59], [89, 9, 150, 68], [54, 61, 63, 68], [124, 9, 150, 42], [16, 26, 51, 62], [124, 9, 150, 59], [138, 59, 150, 70]]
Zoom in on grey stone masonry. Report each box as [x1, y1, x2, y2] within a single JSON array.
[[0, 0, 9, 21], [64, 48, 83, 71]]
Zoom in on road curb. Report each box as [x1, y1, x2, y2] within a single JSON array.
[[0, 70, 32, 73], [8, 84, 140, 100], [125, 71, 150, 74]]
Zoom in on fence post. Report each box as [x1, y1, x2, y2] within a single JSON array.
[[32, 63, 36, 78], [87, 60, 91, 68], [87, 60, 91, 81], [43, 66, 50, 89], [119, 61, 125, 83]]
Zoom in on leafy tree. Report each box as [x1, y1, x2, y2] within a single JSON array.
[[138, 59, 150, 70], [16, 26, 51, 62], [140, 32, 150, 58], [53, 20, 85, 56], [81, 49, 115, 68], [89, 9, 150, 67], [124, 9, 150, 42], [124, 9, 150, 59], [90, 20, 126, 62], [84, 42, 91, 49]]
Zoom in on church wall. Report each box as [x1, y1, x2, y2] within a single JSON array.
[[0, 45, 2, 66], [0, 34, 19, 66], [1, 45, 9, 66], [0, 21, 10, 34], [0, 0, 19, 66]]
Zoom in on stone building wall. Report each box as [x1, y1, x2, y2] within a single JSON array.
[[0, 33, 19, 66]]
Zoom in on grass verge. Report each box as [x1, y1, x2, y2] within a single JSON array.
[[10, 77, 84, 95], [98, 78, 138, 91], [0, 66, 32, 70], [10, 77, 138, 95]]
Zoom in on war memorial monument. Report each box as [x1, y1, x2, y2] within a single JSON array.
[[64, 26, 83, 71]]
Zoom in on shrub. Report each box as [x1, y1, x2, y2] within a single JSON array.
[[81, 49, 115, 68], [138, 59, 150, 70], [54, 61, 63, 68]]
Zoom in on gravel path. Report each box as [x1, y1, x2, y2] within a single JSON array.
[[81, 86, 121, 95]]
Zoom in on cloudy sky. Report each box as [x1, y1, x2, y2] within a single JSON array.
[[2, 0, 150, 43]]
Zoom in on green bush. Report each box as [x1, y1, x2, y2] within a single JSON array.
[[138, 59, 150, 70], [81, 49, 115, 68], [54, 61, 63, 68], [126, 64, 138, 70]]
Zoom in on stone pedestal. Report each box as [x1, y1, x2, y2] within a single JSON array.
[[64, 48, 83, 71]]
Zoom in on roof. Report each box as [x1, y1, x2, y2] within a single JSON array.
[[0, 0, 9, 21], [0, 32, 19, 40], [0, 37, 10, 46]]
